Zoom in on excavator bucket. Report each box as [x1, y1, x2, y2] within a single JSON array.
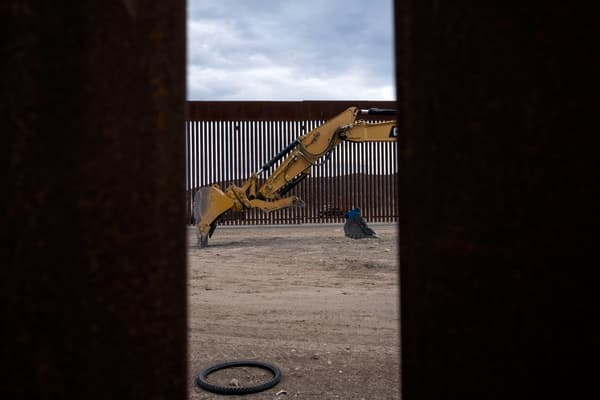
[[343, 207, 378, 239], [193, 186, 235, 248]]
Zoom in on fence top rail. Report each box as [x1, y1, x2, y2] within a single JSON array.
[[187, 100, 397, 121]]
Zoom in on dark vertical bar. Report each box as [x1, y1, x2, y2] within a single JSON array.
[[203, 121, 207, 186], [258, 120, 265, 225], [247, 119, 252, 180], [272, 120, 280, 224], [264, 120, 271, 225], [357, 142, 363, 218], [192, 120, 198, 219], [189, 121, 194, 192], [229, 120, 233, 185], [378, 141, 382, 221], [203, 121, 209, 187], [318, 120, 325, 223], [352, 140, 358, 211], [210, 121, 214, 187], [312, 120, 319, 223], [344, 141, 349, 219], [323, 123, 328, 223], [252, 119, 256, 174], [312, 119, 316, 223], [367, 142, 372, 221], [223, 121, 228, 186], [379, 142, 384, 222], [193, 120, 198, 188], [290, 120, 295, 223], [209, 121, 213, 185], [360, 142, 365, 217], [256, 121, 270, 223], [348, 140, 353, 213], [287, 121, 294, 223], [388, 141, 393, 222], [245, 120, 251, 225], [391, 141, 395, 222], [2, 1, 187, 399], [209, 121, 214, 188], [254, 120, 263, 224], [221, 121, 228, 225], [366, 141, 372, 220], [304, 120, 310, 222], [301, 120, 308, 222], [353, 142, 359, 216], [367, 141, 371, 220], [310, 119, 319, 223], [233, 120, 240, 225], [235, 120, 241, 198], [332, 133, 338, 223], [197, 121, 202, 187], [191, 120, 196, 190], [295, 120, 301, 224], [330, 130, 335, 223], [372, 142, 378, 221], [380, 141, 384, 221], [391, 141, 397, 221], [398, 1, 594, 399], [219, 121, 224, 187], [331, 125, 336, 223], [257, 120, 263, 179], [211, 122, 217, 187], [381, 142, 385, 221], [196, 121, 201, 188], [218, 121, 224, 186], [284, 120, 291, 224], [347, 141, 352, 211], [239, 120, 246, 225], [279, 121, 286, 224], [382, 142, 389, 221], [340, 140, 345, 219], [379, 142, 384, 221], [349, 141, 353, 214], [230, 121, 240, 225], [252, 119, 256, 224], [340, 140, 344, 223], [185, 121, 190, 222], [228, 121, 234, 187]]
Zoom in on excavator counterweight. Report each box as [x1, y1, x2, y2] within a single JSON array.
[[193, 106, 397, 248]]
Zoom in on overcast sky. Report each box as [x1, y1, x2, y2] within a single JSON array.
[[187, 0, 395, 101]]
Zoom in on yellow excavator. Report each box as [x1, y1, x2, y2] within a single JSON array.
[[193, 106, 397, 248]]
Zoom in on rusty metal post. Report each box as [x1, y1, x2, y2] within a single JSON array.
[[396, 1, 594, 399], [1, 1, 187, 398]]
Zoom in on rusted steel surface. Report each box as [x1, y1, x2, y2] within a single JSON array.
[[396, 1, 594, 399], [187, 100, 396, 121], [2, 1, 187, 399], [185, 101, 398, 225]]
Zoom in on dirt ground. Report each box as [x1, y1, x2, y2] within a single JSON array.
[[187, 223, 400, 399]]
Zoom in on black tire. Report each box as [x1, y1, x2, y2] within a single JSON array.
[[196, 360, 282, 395]]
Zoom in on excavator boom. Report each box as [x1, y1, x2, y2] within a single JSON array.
[[194, 106, 397, 248]]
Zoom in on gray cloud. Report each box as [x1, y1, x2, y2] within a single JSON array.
[[187, 0, 394, 100]]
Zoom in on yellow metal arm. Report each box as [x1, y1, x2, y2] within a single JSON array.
[[257, 106, 396, 198], [194, 106, 397, 248]]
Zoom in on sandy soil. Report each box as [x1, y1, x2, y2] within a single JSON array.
[[187, 223, 400, 399]]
